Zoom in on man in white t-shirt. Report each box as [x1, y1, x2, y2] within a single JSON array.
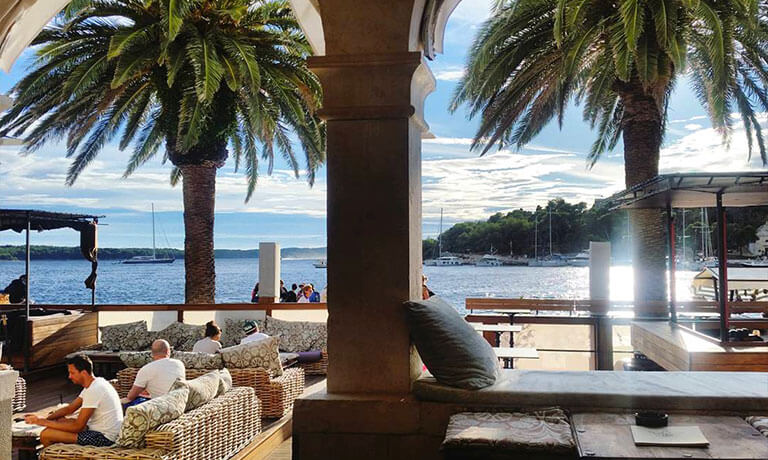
[[240, 320, 270, 344], [125, 339, 185, 403], [25, 354, 123, 447]]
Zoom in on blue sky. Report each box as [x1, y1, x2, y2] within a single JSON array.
[[1, 0, 766, 249]]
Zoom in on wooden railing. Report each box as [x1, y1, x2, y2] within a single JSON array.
[[465, 298, 768, 315]]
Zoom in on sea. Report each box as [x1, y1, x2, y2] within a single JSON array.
[[0, 259, 700, 313]]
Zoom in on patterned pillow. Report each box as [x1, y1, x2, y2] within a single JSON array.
[[442, 408, 575, 454], [217, 368, 233, 396], [264, 316, 327, 352], [115, 386, 189, 448], [171, 372, 220, 411], [100, 321, 153, 351], [747, 416, 768, 437], [155, 322, 205, 351], [171, 351, 224, 369], [221, 336, 283, 376], [222, 318, 264, 348], [119, 351, 153, 368]]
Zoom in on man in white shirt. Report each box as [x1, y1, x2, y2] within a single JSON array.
[[125, 339, 185, 403], [240, 320, 270, 344], [25, 354, 123, 447]]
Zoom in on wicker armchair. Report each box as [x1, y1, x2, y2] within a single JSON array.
[[117, 366, 304, 418], [13, 376, 26, 412], [40, 386, 261, 460], [299, 351, 328, 376]]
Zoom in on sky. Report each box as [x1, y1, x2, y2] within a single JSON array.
[[1, 0, 767, 249]]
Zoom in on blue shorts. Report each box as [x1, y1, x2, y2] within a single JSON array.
[[77, 430, 114, 447]]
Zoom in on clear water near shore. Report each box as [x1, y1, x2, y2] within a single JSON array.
[[0, 259, 699, 313]]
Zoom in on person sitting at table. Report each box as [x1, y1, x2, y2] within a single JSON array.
[[240, 320, 270, 344], [2, 274, 27, 304], [192, 320, 223, 354], [124, 339, 185, 406], [25, 354, 123, 447]]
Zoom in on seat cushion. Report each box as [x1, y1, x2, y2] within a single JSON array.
[[221, 318, 264, 348], [100, 321, 153, 351], [264, 316, 327, 352], [442, 409, 575, 456], [404, 296, 499, 389], [116, 386, 189, 448], [221, 336, 283, 376], [296, 350, 323, 363], [119, 351, 153, 368], [155, 322, 205, 351], [171, 351, 224, 369]]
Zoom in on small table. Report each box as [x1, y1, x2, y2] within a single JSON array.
[[12, 404, 70, 460], [472, 323, 523, 347], [493, 347, 538, 369], [572, 413, 768, 459]]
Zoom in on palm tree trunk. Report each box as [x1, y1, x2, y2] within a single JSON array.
[[619, 77, 668, 317], [181, 164, 217, 304]]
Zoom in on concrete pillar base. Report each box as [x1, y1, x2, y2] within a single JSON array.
[[0, 369, 19, 459]]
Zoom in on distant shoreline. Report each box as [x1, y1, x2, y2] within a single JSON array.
[[0, 245, 327, 261]]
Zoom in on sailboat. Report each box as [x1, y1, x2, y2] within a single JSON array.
[[425, 208, 461, 266], [122, 204, 175, 264], [530, 206, 567, 266]]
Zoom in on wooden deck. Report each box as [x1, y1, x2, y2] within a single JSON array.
[[14, 368, 325, 460]]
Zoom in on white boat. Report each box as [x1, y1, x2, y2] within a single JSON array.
[[741, 257, 768, 268], [540, 254, 568, 267], [122, 204, 175, 264], [425, 256, 462, 266], [475, 255, 502, 266], [313, 259, 327, 269], [568, 251, 589, 267]]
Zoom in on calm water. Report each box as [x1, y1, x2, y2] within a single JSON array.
[[0, 259, 698, 312]]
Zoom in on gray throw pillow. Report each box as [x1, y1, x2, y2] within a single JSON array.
[[404, 296, 499, 390]]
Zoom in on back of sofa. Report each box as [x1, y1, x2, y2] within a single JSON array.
[[147, 386, 261, 460]]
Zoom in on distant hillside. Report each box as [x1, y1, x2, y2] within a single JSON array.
[[0, 245, 326, 261]]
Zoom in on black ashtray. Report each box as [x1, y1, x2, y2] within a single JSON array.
[[635, 411, 668, 427]]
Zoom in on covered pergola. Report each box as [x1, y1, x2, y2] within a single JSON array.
[[607, 172, 768, 342]]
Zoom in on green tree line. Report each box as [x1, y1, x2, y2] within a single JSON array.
[[0, 246, 326, 261], [423, 199, 768, 260]]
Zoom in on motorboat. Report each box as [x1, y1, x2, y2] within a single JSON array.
[[425, 256, 462, 266], [540, 254, 568, 267], [568, 251, 589, 267], [475, 255, 503, 266], [313, 259, 327, 269], [741, 257, 768, 268]]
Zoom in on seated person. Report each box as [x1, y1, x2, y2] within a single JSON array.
[[240, 320, 269, 344], [192, 320, 223, 353], [25, 354, 123, 447], [2, 274, 27, 304], [124, 339, 185, 405]]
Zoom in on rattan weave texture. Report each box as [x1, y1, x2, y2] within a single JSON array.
[[13, 376, 26, 412], [298, 351, 328, 375]]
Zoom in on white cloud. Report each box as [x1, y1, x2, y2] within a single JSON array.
[[433, 67, 465, 82], [684, 124, 703, 131]]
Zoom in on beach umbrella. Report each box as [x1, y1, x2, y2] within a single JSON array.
[[0, 0, 71, 73]]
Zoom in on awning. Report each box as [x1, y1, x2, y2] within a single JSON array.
[[0, 209, 100, 233], [0, 0, 71, 73], [606, 172, 768, 210], [693, 267, 768, 292]]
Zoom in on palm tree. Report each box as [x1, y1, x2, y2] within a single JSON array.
[[0, 0, 325, 303], [452, 0, 767, 314]]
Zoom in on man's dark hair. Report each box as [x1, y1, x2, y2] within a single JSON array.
[[291, 283, 297, 290], [66, 354, 93, 374]]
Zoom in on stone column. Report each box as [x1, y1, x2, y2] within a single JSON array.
[[0, 369, 18, 459], [258, 242, 280, 304], [311, 51, 434, 394]]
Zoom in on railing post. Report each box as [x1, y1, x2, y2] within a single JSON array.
[[589, 242, 613, 370], [258, 242, 280, 307]]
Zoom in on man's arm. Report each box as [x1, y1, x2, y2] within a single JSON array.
[[125, 385, 146, 402], [46, 398, 82, 420], [26, 408, 94, 433]]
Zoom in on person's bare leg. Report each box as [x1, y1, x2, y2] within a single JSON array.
[[40, 428, 78, 446]]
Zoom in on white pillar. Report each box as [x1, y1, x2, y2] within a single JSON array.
[[589, 241, 611, 309], [0, 369, 18, 459], [258, 242, 281, 302]]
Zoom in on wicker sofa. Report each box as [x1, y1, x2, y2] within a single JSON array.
[[40, 386, 261, 460], [13, 376, 26, 412], [117, 366, 304, 418], [223, 316, 328, 376]]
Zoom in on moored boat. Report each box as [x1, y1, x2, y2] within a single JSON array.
[[475, 254, 503, 266]]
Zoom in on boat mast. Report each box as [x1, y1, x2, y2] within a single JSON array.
[[438, 208, 443, 258], [534, 218, 538, 260], [681, 209, 686, 265], [548, 206, 553, 257], [151, 203, 156, 260]]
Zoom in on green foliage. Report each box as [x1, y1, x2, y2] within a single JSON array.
[[452, 0, 768, 165], [0, 0, 325, 201]]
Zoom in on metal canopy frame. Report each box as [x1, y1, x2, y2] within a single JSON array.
[[606, 172, 768, 344], [0, 209, 102, 372]]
